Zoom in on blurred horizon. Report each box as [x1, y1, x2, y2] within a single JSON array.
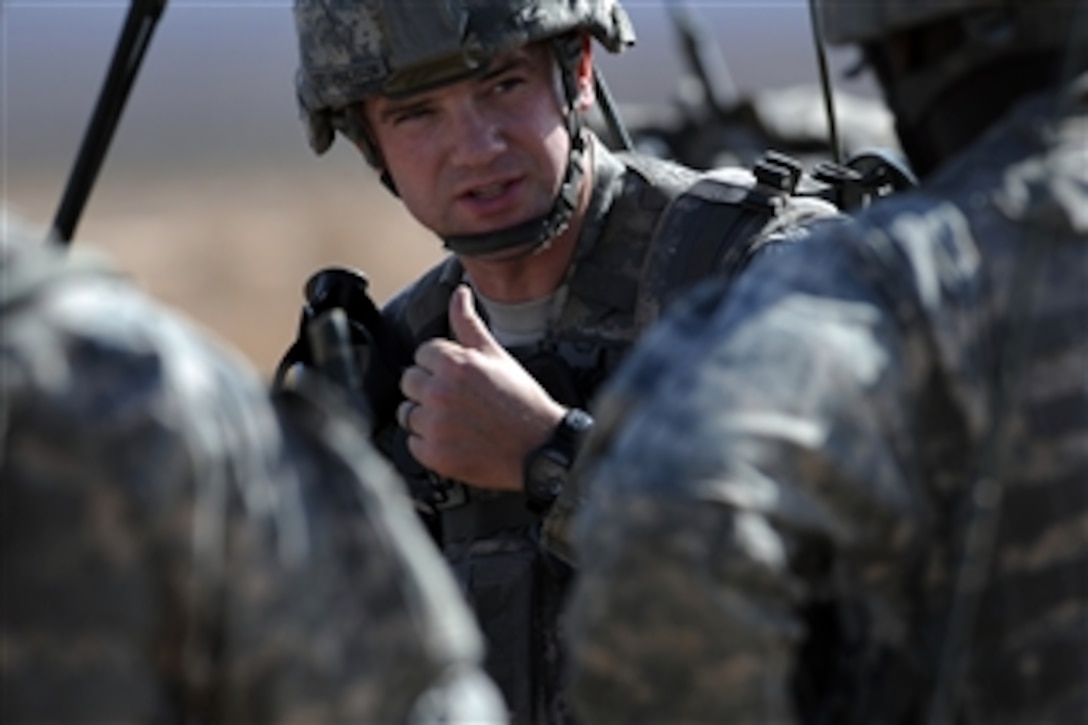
[[3, 1, 877, 174], [2, 0, 882, 372]]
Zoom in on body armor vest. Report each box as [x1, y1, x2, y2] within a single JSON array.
[[375, 144, 835, 722]]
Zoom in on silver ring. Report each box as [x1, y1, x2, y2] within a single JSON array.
[[399, 400, 419, 435]]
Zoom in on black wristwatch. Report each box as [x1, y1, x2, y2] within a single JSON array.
[[523, 408, 595, 513]]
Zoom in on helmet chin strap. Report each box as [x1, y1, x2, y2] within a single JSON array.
[[442, 34, 590, 258], [440, 128, 587, 257]]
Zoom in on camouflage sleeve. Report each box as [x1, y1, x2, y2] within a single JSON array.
[[541, 198, 843, 565], [1, 243, 503, 722], [564, 230, 928, 722]]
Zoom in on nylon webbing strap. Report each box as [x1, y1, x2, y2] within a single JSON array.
[[657, 179, 778, 301]]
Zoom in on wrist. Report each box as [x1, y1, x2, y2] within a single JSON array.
[[522, 408, 595, 513]]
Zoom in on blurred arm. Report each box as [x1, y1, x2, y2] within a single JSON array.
[[565, 232, 926, 722]]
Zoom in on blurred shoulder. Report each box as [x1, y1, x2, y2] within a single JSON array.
[[1, 224, 277, 496]]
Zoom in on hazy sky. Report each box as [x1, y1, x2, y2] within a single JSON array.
[[3, 1, 872, 177]]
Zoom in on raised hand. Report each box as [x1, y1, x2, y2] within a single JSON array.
[[398, 284, 566, 490]]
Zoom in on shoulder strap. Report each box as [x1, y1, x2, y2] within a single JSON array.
[[643, 153, 842, 316], [560, 152, 697, 332], [647, 168, 781, 309]]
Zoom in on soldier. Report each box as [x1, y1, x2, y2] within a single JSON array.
[[0, 211, 505, 723], [278, 0, 838, 720], [565, 0, 1088, 722]]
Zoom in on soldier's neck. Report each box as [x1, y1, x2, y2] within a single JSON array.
[[460, 165, 593, 304]]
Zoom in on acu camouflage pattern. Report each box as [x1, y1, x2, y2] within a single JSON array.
[[377, 138, 837, 722], [566, 81, 1088, 722], [0, 230, 504, 723], [294, 0, 635, 154]]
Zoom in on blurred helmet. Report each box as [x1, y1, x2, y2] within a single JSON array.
[[818, 0, 1077, 47], [295, 0, 635, 156], [817, 0, 1082, 121], [816, 0, 1083, 175], [820, 0, 993, 45]]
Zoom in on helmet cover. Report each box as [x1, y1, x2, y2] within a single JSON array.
[[816, 0, 1083, 126], [818, 0, 1081, 50], [295, 0, 635, 154]]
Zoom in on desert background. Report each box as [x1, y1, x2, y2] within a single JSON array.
[[3, 0, 877, 376]]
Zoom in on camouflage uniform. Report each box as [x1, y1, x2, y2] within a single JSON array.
[[281, 1, 840, 721], [0, 221, 504, 723], [563, 71, 1088, 723], [379, 139, 836, 723]]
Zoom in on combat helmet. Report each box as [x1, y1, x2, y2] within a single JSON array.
[[816, 0, 1083, 128], [293, 0, 636, 256]]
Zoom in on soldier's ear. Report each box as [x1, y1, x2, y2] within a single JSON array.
[[575, 35, 595, 111]]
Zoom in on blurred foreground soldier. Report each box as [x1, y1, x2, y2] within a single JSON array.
[[565, 0, 1088, 721], [0, 211, 504, 723], [279, 0, 837, 720]]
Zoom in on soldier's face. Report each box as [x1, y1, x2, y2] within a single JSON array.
[[364, 43, 590, 241]]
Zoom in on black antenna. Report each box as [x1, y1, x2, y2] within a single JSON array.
[[807, 0, 842, 164], [51, 0, 167, 245]]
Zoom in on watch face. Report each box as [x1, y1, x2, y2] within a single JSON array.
[[527, 449, 569, 501], [524, 408, 593, 510], [566, 408, 595, 434]]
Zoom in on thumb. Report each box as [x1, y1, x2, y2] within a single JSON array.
[[449, 284, 500, 353]]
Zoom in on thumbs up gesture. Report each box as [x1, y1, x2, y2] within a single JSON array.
[[398, 284, 566, 491]]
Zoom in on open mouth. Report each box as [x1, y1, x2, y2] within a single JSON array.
[[467, 181, 512, 200], [457, 177, 526, 220]]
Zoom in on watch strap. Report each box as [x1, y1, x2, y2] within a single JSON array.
[[523, 408, 595, 513]]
